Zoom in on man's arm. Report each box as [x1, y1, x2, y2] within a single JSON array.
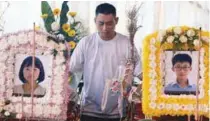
[[69, 37, 86, 73], [69, 37, 86, 89], [133, 47, 142, 80]]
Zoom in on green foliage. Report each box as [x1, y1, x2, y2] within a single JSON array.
[[41, 1, 55, 32], [60, 1, 69, 29]]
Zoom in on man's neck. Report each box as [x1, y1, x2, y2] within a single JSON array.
[[99, 32, 116, 40], [177, 79, 188, 88]]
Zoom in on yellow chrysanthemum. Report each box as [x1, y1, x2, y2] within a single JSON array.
[[53, 8, 60, 15], [69, 75, 72, 83], [68, 41, 76, 49], [68, 12, 77, 17], [62, 24, 70, 32], [35, 26, 40, 31], [40, 14, 48, 18], [68, 30, 76, 37]]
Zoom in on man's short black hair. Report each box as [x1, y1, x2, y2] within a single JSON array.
[[19, 56, 45, 83], [95, 3, 116, 16], [172, 53, 192, 66]]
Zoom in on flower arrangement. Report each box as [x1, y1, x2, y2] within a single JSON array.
[[0, 99, 22, 119], [0, 30, 70, 120], [142, 26, 209, 117], [41, 1, 87, 55], [158, 26, 209, 50]]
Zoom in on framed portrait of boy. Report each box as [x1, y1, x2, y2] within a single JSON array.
[[142, 26, 209, 117], [163, 51, 199, 95]]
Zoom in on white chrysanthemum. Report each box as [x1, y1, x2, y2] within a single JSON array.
[[57, 34, 65, 41], [173, 104, 180, 111], [43, 105, 52, 117], [193, 39, 200, 46], [33, 104, 43, 117], [0, 53, 8, 62], [149, 61, 156, 68], [23, 105, 32, 113], [14, 103, 22, 112], [149, 102, 156, 109], [166, 36, 174, 43], [150, 95, 157, 101], [173, 27, 182, 34], [203, 105, 208, 112], [51, 105, 62, 115], [23, 98, 31, 104], [179, 35, 188, 43], [51, 22, 60, 31], [149, 54, 156, 61], [43, 50, 52, 55], [149, 70, 156, 79], [53, 89, 62, 95], [11, 97, 20, 103], [0, 63, 6, 73], [0, 100, 5, 106], [186, 104, 194, 111], [4, 104, 14, 112], [47, 40, 56, 49], [18, 33, 28, 45], [36, 35, 47, 47], [52, 95, 64, 105], [16, 113, 23, 119], [157, 30, 166, 42], [55, 55, 65, 65], [6, 72, 14, 81], [157, 103, 165, 110], [54, 66, 65, 75], [59, 43, 66, 50], [53, 77, 64, 86], [187, 29, 195, 37], [199, 69, 205, 78], [4, 111, 10, 116], [199, 90, 204, 98], [0, 86, 5, 92], [0, 40, 9, 50], [150, 37, 156, 44], [150, 45, 156, 52], [52, 83, 63, 90], [165, 104, 172, 110]]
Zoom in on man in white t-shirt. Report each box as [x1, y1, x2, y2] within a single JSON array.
[[70, 3, 142, 121]]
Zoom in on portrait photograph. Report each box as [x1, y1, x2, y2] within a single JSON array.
[[13, 54, 53, 97], [163, 51, 199, 95]]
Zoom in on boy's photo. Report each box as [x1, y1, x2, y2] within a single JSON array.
[[164, 51, 199, 95]]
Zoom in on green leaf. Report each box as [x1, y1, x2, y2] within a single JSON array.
[[60, 1, 69, 28], [41, 1, 55, 32]]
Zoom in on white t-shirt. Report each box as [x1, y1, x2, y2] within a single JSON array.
[[70, 32, 141, 118]]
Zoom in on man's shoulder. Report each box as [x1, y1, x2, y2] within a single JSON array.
[[116, 32, 129, 40], [83, 33, 98, 40]]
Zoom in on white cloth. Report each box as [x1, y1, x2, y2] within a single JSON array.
[[70, 32, 141, 118]]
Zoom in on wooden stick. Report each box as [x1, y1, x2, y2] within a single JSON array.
[[31, 23, 36, 117], [195, 27, 202, 121], [188, 115, 191, 121]]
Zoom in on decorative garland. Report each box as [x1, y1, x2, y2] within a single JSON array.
[[142, 26, 209, 117], [0, 30, 70, 120]]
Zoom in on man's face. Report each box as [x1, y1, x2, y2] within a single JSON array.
[[172, 62, 192, 81], [95, 13, 118, 40]]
